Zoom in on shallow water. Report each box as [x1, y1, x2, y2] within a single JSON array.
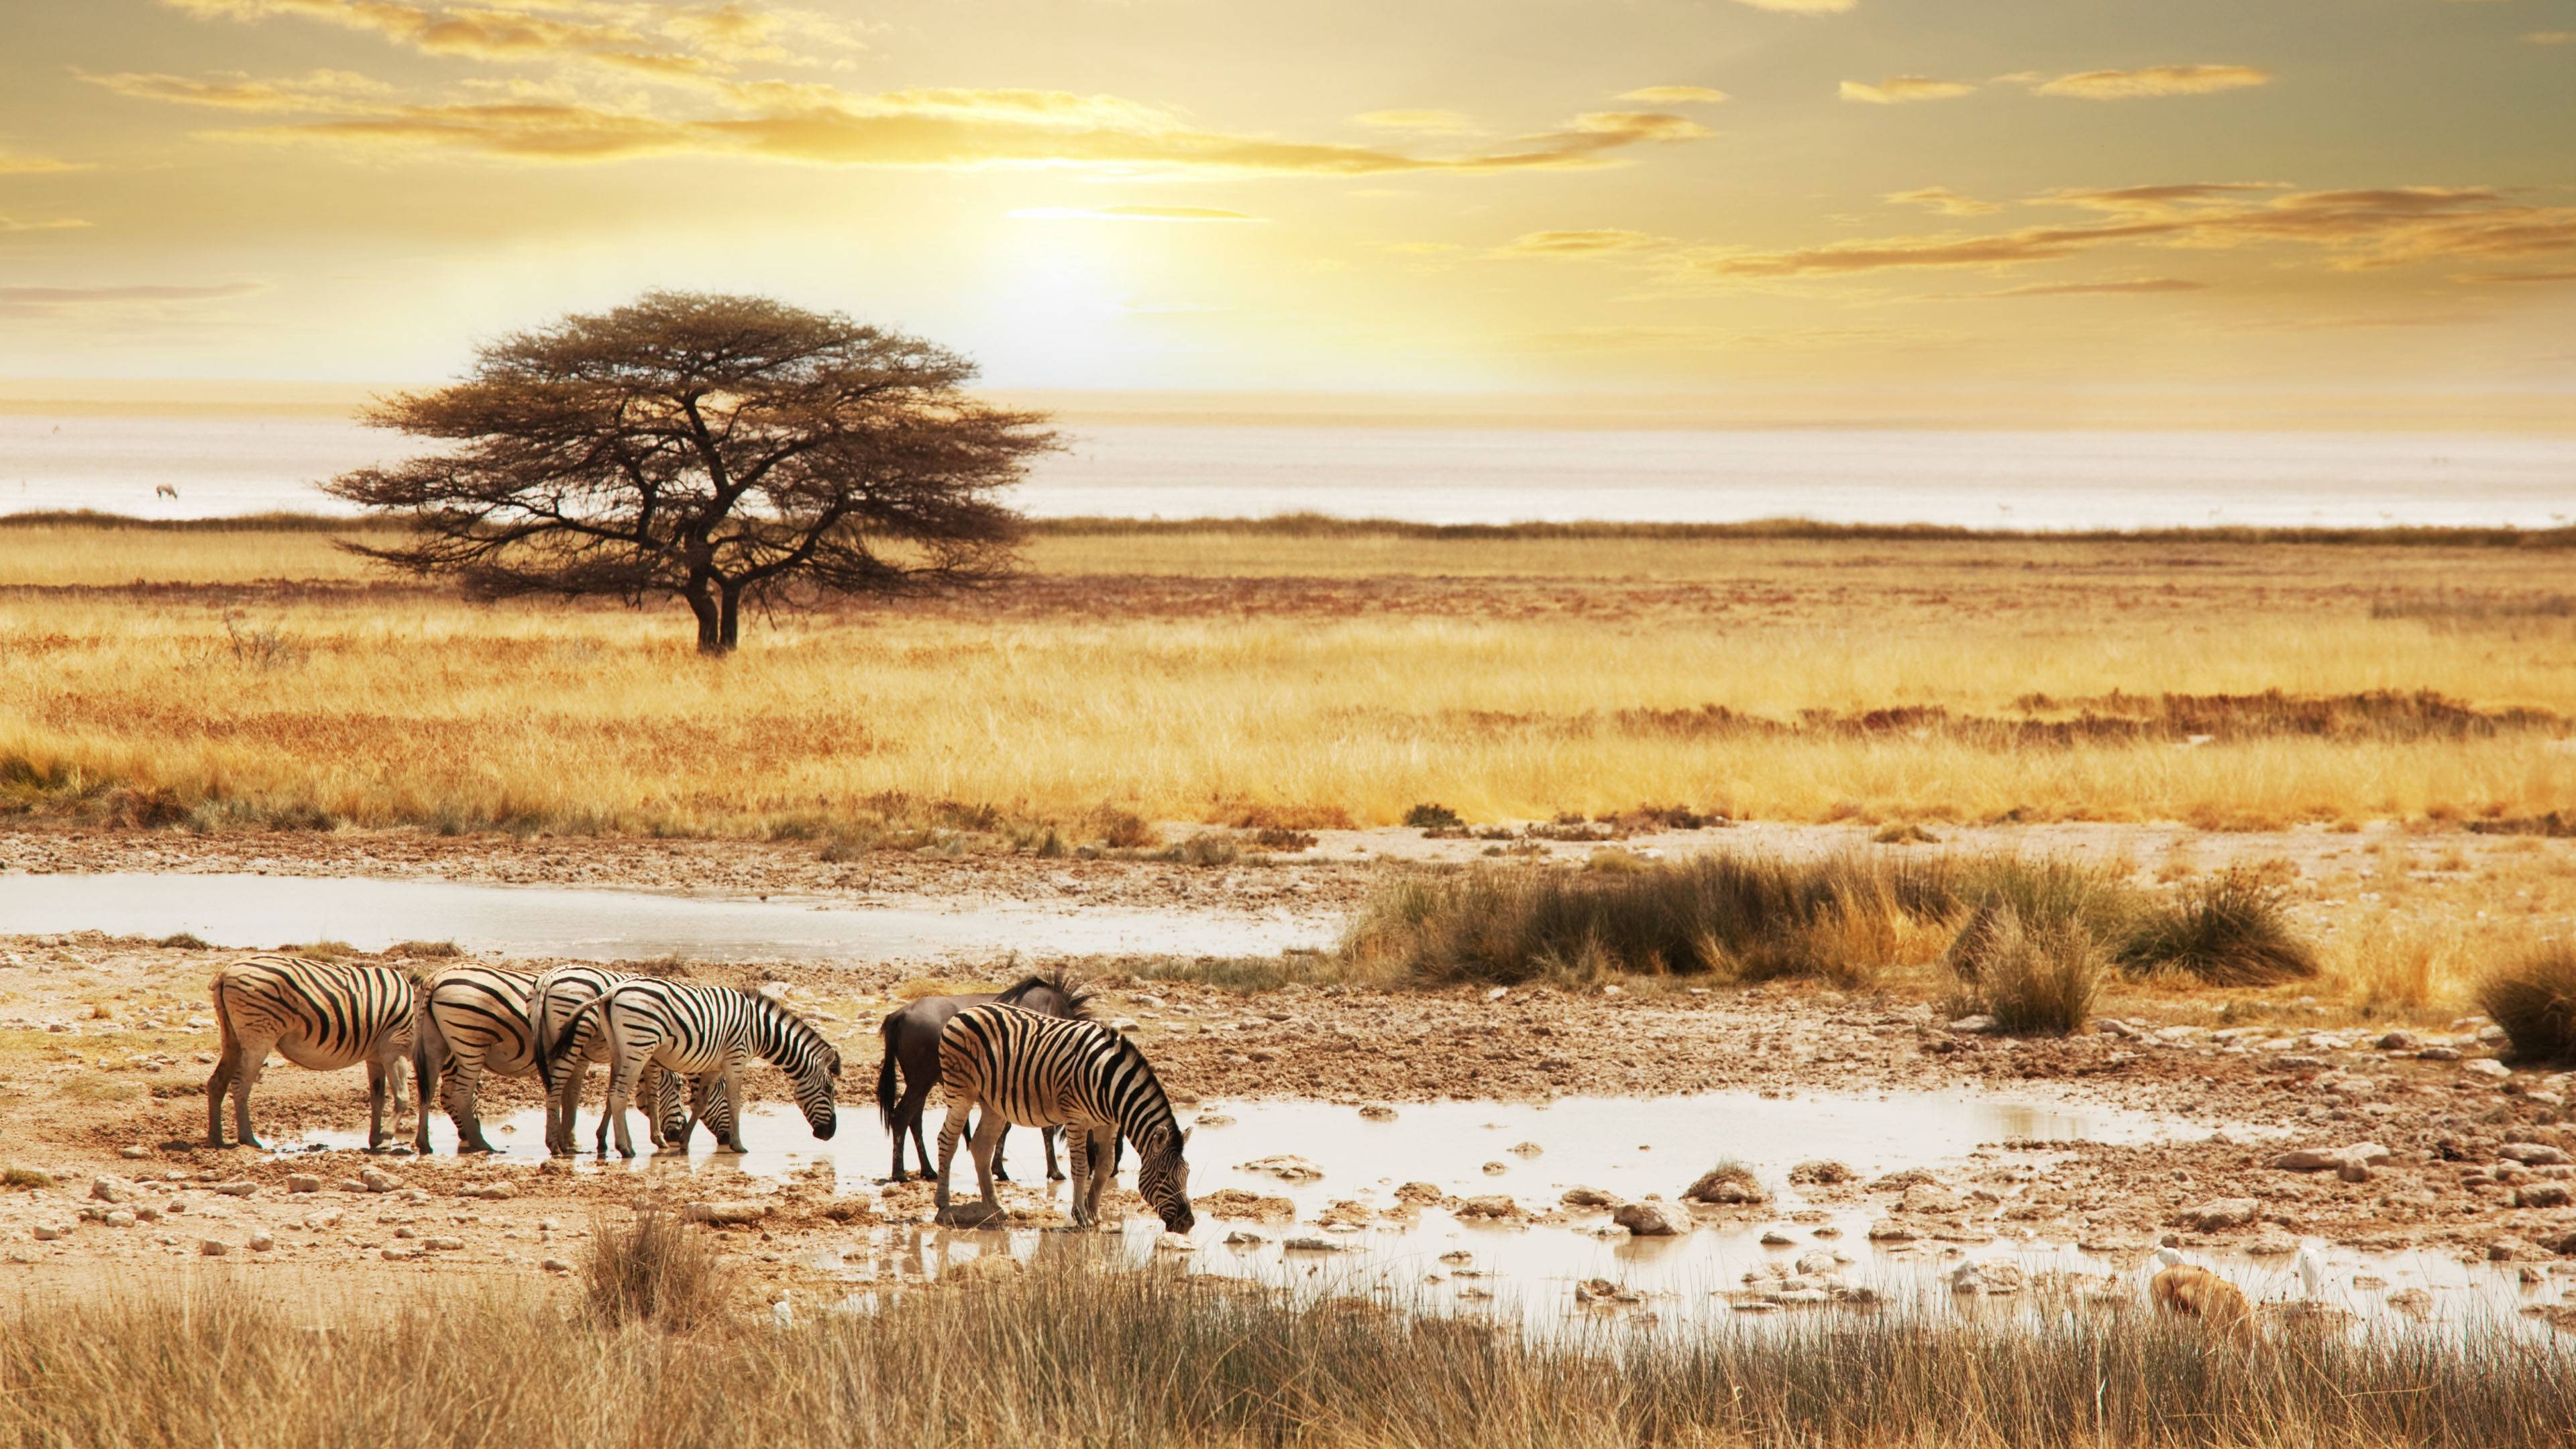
[[0, 871, 1328, 963], [319, 1091, 2565, 1334]]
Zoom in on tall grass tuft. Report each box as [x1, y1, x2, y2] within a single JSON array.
[[1343, 851, 2129, 989], [2115, 869, 2319, 986], [580, 1210, 730, 1331], [0, 1265, 2568, 1448], [2477, 943, 2576, 1065], [1945, 904, 2104, 1034]]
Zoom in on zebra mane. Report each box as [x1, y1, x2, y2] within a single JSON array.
[[992, 967, 1095, 1020], [1096, 1024, 1180, 1154], [745, 989, 838, 1067]]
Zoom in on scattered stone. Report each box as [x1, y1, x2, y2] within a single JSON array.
[[2243, 1234, 2298, 1256], [1481, 1161, 1509, 1176], [2514, 1183, 2573, 1210], [1156, 1233, 1194, 1253], [2417, 1046, 2462, 1062], [540, 1258, 571, 1273], [2175, 1198, 2261, 1232], [359, 1169, 398, 1193], [2377, 1031, 2422, 1052], [1948, 1015, 1997, 1034], [2463, 1059, 2512, 1080], [1281, 1236, 1342, 1252], [2500, 1143, 2573, 1167], [1509, 1142, 1544, 1158], [1794, 1250, 1842, 1276], [1236, 1155, 1325, 1182], [199, 1238, 229, 1257], [466, 1182, 517, 1201], [31, 1224, 67, 1242], [1682, 1165, 1769, 1205], [1452, 1195, 1521, 1220], [1759, 1230, 1795, 1246], [1222, 1230, 1267, 1247], [248, 1231, 275, 1252], [118, 1146, 150, 1161], [424, 1236, 465, 1252], [103, 1210, 136, 1229], [381, 1246, 419, 1261], [208, 1181, 257, 1197], [1356, 1105, 1397, 1122], [1900, 1183, 1964, 1216], [1613, 1200, 1693, 1236], [2487, 1236, 2554, 1263], [1393, 1182, 1446, 1206], [2270, 1144, 2393, 1173], [1866, 1220, 1917, 1242], [1197, 1188, 1295, 1220], [1788, 1160, 1856, 1187], [286, 1175, 322, 1194], [682, 1201, 769, 1226], [1559, 1185, 1619, 1209]]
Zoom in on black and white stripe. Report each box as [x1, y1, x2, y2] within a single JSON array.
[[933, 1004, 1193, 1232], [522, 965, 692, 1155], [207, 955, 422, 1151], [542, 979, 841, 1157], [416, 964, 684, 1155]]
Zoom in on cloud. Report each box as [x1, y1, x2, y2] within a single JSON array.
[[0, 283, 263, 318], [2526, 32, 2575, 45], [1886, 187, 2000, 217], [2034, 64, 2272, 99], [1491, 228, 1671, 258], [84, 68, 396, 114], [160, 0, 865, 85], [1979, 278, 2208, 297], [1353, 109, 1480, 135], [1839, 76, 1976, 105], [0, 152, 88, 175], [1616, 86, 1727, 105], [2455, 268, 2576, 284], [151, 85, 1709, 174], [1729, 0, 1856, 11], [0, 217, 96, 233], [1672, 184, 2576, 282], [1011, 205, 1265, 221]]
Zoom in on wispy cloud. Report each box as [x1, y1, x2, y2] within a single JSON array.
[[1353, 109, 1480, 135], [1491, 228, 1671, 258], [159, 0, 866, 84], [2456, 268, 2576, 284], [1840, 76, 1975, 104], [2524, 32, 2575, 45], [1011, 205, 1265, 222], [0, 152, 89, 174], [0, 282, 264, 317], [0, 217, 97, 233], [85, 68, 394, 114], [1616, 86, 1727, 105], [1885, 186, 2002, 216], [1979, 277, 2208, 298], [2033, 64, 2272, 99]]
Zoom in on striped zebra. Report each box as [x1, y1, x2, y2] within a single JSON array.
[[206, 955, 424, 1151], [932, 1003, 1194, 1232], [415, 964, 685, 1155], [541, 978, 841, 1157], [521, 965, 693, 1156]]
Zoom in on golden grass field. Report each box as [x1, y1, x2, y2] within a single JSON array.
[[0, 518, 2571, 837]]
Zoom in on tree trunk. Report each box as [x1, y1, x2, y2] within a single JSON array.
[[718, 582, 743, 651], [686, 582, 725, 655]]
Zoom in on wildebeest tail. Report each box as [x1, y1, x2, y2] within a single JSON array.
[[996, 965, 1095, 1019], [876, 1013, 901, 1131]]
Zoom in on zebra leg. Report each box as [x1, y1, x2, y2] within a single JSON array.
[[718, 1068, 749, 1153], [554, 1062, 589, 1157], [1044, 1126, 1065, 1183], [230, 1030, 278, 1151], [932, 1099, 973, 1218], [653, 1067, 690, 1150], [1066, 1121, 1093, 1228], [1083, 1126, 1117, 1224], [205, 1036, 241, 1148], [992, 1120, 1014, 1182], [451, 1058, 495, 1154], [966, 1110, 1008, 1220], [602, 1058, 645, 1159], [367, 1060, 392, 1150]]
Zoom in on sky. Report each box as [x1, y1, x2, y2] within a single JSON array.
[[2, 0, 2573, 405]]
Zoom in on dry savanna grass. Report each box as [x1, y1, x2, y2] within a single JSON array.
[[0, 1258, 2567, 1449], [0, 519, 2571, 835]]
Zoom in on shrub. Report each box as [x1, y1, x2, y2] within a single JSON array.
[[3, 1167, 53, 1189], [1945, 905, 2102, 1035], [1157, 833, 1245, 867], [154, 932, 210, 950], [2115, 869, 2318, 985], [580, 1210, 729, 1331], [1401, 803, 1464, 830], [2477, 945, 2576, 1065], [1085, 806, 1161, 850], [387, 939, 462, 959]]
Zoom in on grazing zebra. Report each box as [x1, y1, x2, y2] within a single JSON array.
[[206, 955, 423, 1151], [875, 969, 1097, 1183], [541, 978, 841, 1157], [932, 1003, 1194, 1233], [415, 964, 685, 1155], [521, 965, 692, 1156]]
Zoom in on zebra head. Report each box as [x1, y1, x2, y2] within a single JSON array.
[[794, 1039, 842, 1142], [1136, 1124, 1193, 1234], [749, 991, 842, 1141]]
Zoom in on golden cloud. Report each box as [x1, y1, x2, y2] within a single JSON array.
[[0, 153, 87, 175], [2458, 268, 2576, 284], [2524, 32, 2575, 45], [2034, 65, 2272, 99], [1616, 86, 1728, 105], [1886, 186, 2001, 216], [1491, 228, 1670, 258], [84, 68, 395, 114], [1353, 109, 1480, 135], [1980, 278, 2208, 298], [1011, 205, 1265, 222], [1839, 76, 1976, 105], [0, 216, 96, 233], [0, 282, 263, 317], [160, 0, 865, 86]]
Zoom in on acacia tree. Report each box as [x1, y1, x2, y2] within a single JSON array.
[[325, 291, 1051, 653]]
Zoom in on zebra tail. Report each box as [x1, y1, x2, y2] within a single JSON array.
[[875, 1016, 900, 1131], [539, 996, 610, 1080]]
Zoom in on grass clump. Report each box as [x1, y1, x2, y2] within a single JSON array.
[[1945, 904, 2104, 1035], [1402, 802, 1464, 830], [2114, 869, 2318, 985], [580, 1209, 731, 1331], [1, 1167, 52, 1190], [152, 932, 211, 950], [386, 939, 462, 959], [2476, 944, 2576, 1065]]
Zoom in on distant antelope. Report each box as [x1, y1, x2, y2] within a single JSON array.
[[207, 955, 422, 1150], [2149, 1249, 2255, 1346], [154, 484, 179, 500]]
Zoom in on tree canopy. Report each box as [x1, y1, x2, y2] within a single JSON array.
[[325, 291, 1051, 653]]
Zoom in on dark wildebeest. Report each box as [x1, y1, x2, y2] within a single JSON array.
[[877, 969, 1094, 1182]]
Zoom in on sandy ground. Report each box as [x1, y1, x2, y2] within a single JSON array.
[[0, 824, 2570, 1311]]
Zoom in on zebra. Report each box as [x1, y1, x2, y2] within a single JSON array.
[[541, 978, 841, 1158], [206, 955, 424, 1151], [932, 1003, 1194, 1233], [521, 965, 694, 1156], [414, 964, 686, 1155]]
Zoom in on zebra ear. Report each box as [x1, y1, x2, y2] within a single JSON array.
[[1181, 1126, 1193, 1148]]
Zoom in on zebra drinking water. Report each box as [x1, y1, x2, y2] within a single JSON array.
[[521, 965, 692, 1155], [206, 955, 424, 1151], [932, 1003, 1194, 1232], [875, 968, 1096, 1183], [415, 963, 686, 1155], [541, 977, 841, 1157]]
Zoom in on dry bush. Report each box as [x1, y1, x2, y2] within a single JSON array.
[[1083, 806, 1160, 850], [2115, 869, 2318, 986], [580, 1210, 731, 1331], [2477, 945, 2576, 1065], [2327, 913, 2463, 1012], [1945, 905, 2104, 1035], [0, 1265, 2568, 1448]]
